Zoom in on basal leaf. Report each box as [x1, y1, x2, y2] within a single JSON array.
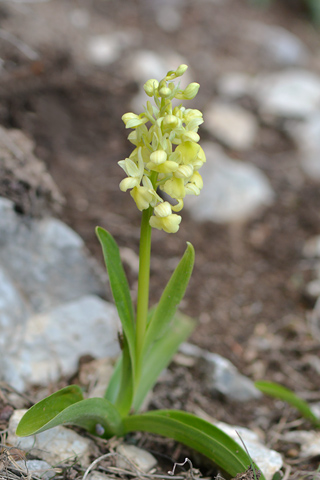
[[255, 380, 320, 427], [16, 386, 124, 438], [123, 410, 265, 479], [142, 242, 194, 355], [133, 312, 195, 412], [16, 385, 84, 436], [96, 227, 136, 375]]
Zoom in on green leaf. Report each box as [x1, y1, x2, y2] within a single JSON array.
[[16, 385, 124, 438], [105, 309, 155, 404], [143, 242, 194, 355], [114, 336, 134, 417], [133, 312, 195, 412], [96, 227, 136, 375], [255, 381, 320, 427], [105, 356, 122, 403], [123, 410, 265, 479]]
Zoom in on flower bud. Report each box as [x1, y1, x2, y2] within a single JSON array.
[[175, 83, 200, 100], [122, 113, 137, 123], [119, 177, 139, 192], [158, 87, 172, 98], [154, 201, 172, 217], [162, 115, 179, 130], [122, 113, 147, 128], [174, 164, 193, 179], [176, 64, 188, 77], [144, 79, 159, 97], [150, 150, 167, 165]]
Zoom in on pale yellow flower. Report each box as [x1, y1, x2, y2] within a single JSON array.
[[185, 172, 203, 196], [149, 202, 182, 233], [161, 177, 185, 199]]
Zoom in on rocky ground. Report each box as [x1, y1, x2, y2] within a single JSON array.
[[1, 0, 320, 479]]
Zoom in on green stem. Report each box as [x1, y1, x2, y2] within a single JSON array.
[[135, 206, 153, 381]]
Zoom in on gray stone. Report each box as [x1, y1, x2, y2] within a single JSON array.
[[303, 235, 320, 258], [179, 343, 262, 401], [305, 280, 320, 299], [288, 114, 320, 180], [8, 410, 94, 467], [87, 31, 141, 67], [69, 9, 90, 29], [15, 460, 56, 480], [248, 23, 309, 66], [3, 295, 120, 391], [310, 402, 320, 419], [282, 430, 320, 458], [0, 266, 29, 351], [116, 444, 157, 473], [204, 102, 258, 150], [0, 127, 64, 217], [0, 197, 106, 312], [253, 70, 320, 119], [217, 72, 252, 99], [184, 142, 274, 223], [87, 473, 114, 480]]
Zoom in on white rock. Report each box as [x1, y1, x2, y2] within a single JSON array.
[[87, 473, 114, 480], [8, 410, 93, 466], [0, 198, 106, 312], [3, 295, 120, 391], [305, 280, 320, 299], [15, 460, 55, 480], [310, 402, 320, 419], [217, 72, 252, 99], [288, 113, 320, 179], [253, 70, 320, 119], [204, 102, 258, 150], [282, 430, 320, 458], [215, 421, 283, 480], [87, 31, 141, 66], [247, 23, 309, 66], [179, 343, 261, 402], [303, 236, 320, 258], [116, 444, 157, 472], [184, 142, 274, 223]]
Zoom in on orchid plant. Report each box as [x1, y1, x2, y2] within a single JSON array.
[[16, 65, 264, 479]]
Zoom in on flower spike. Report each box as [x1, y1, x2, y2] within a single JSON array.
[[119, 65, 206, 233]]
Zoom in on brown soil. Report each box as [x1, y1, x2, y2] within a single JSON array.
[[1, 0, 320, 478]]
